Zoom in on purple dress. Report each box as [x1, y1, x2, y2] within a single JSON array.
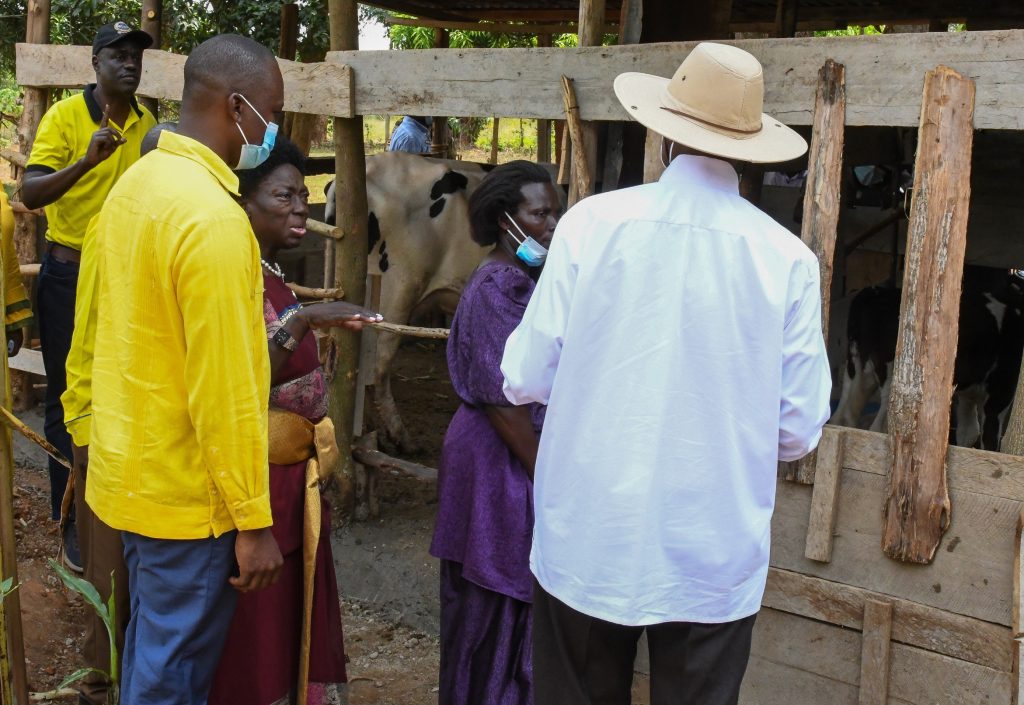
[[430, 260, 544, 705]]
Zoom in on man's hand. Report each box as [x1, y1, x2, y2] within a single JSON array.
[[230, 527, 283, 593], [82, 106, 127, 169], [71, 442, 89, 475], [6, 329, 22, 357]]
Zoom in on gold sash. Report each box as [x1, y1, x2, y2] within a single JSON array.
[[267, 408, 346, 705]]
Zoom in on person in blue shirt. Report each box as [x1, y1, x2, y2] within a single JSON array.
[[388, 115, 432, 153]]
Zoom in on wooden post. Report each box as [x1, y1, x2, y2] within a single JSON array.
[[327, 0, 369, 518], [601, 0, 642, 191], [779, 59, 846, 485], [536, 34, 553, 163], [140, 0, 162, 117], [11, 0, 50, 414], [279, 4, 300, 143], [431, 29, 450, 158], [575, 0, 604, 197], [562, 76, 592, 205], [0, 0, 38, 689], [882, 66, 975, 564], [858, 599, 894, 704], [489, 117, 501, 165], [774, 0, 800, 38], [279, 3, 299, 59], [803, 428, 845, 562]]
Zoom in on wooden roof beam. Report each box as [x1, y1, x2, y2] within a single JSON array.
[[383, 14, 618, 35]]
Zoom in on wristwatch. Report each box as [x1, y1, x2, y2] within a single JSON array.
[[272, 326, 300, 352]]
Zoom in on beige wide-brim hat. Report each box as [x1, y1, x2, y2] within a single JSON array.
[[614, 42, 807, 164]]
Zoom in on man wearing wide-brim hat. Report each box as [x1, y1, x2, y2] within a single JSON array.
[[501, 43, 832, 704]]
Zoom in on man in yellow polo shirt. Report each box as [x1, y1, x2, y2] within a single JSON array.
[[21, 21, 155, 572], [80, 35, 283, 704]]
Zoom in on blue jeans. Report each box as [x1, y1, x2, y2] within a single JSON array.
[[36, 252, 78, 519], [121, 532, 238, 705]]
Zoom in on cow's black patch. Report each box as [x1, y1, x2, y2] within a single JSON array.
[[379, 241, 390, 272], [480, 163, 497, 172], [378, 241, 386, 255], [429, 199, 445, 218], [368, 212, 381, 252], [429, 171, 468, 200]]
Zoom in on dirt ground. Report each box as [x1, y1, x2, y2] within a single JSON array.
[[10, 339, 650, 704]]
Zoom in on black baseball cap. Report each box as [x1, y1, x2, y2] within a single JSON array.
[[92, 21, 154, 55]]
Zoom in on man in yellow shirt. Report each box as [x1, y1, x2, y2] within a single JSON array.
[[81, 35, 283, 704], [0, 190, 34, 355], [21, 21, 155, 572]]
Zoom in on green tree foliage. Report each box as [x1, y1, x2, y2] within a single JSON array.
[[0, 0, 333, 77]]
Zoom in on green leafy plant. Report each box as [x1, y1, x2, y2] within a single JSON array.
[[49, 559, 119, 705]]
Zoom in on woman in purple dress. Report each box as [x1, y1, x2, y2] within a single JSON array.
[[209, 137, 380, 705], [430, 160, 562, 705]]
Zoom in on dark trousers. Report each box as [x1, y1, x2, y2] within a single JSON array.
[[36, 252, 78, 519], [532, 581, 756, 705], [121, 531, 238, 705], [74, 463, 129, 705]]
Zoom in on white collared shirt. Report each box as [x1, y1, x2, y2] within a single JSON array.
[[501, 154, 831, 625]]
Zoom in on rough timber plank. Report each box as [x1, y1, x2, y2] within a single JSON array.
[[838, 427, 1024, 502], [781, 59, 846, 486], [803, 428, 845, 561], [884, 66, 976, 565], [313, 30, 1024, 127], [743, 608, 1012, 705], [859, 599, 894, 705], [741, 655, 859, 705], [764, 569, 1012, 672], [772, 463, 1019, 626], [1014, 509, 1024, 704], [15, 44, 354, 117]]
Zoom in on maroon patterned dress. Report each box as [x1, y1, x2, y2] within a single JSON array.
[[209, 274, 347, 705]]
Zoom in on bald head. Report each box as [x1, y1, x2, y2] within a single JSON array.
[[176, 34, 284, 167], [183, 34, 277, 98], [141, 121, 178, 156]]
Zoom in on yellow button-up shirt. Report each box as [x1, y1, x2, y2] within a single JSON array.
[[83, 131, 272, 539], [26, 85, 155, 251], [0, 191, 33, 332]]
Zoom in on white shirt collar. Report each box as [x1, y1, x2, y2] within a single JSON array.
[[659, 153, 740, 195]]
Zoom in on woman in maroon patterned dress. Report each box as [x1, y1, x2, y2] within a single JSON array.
[[209, 137, 380, 705]]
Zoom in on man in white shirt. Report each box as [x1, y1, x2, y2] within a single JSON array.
[[501, 43, 832, 704]]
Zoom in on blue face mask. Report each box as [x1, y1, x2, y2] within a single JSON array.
[[234, 94, 278, 170], [504, 211, 548, 267]]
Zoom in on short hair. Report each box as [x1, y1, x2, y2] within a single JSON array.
[[237, 136, 307, 200], [183, 34, 276, 97], [468, 160, 554, 246], [141, 121, 177, 156]]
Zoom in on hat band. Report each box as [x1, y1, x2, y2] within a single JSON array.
[[659, 105, 762, 136]]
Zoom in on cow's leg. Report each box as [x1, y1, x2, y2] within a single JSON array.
[[371, 330, 419, 454], [830, 343, 878, 428], [868, 362, 892, 433], [954, 383, 986, 448]]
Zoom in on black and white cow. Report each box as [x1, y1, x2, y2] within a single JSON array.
[[830, 268, 1024, 449], [325, 151, 559, 452]]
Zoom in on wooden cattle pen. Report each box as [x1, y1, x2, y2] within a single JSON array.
[[8, 0, 1024, 702]]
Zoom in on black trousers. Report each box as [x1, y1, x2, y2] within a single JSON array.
[[532, 581, 756, 705], [36, 252, 78, 520]]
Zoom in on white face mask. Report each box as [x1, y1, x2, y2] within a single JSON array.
[[504, 211, 548, 267], [234, 93, 279, 171]]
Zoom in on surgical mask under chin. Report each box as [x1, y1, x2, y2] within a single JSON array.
[[234, 94, 279, 170], [504, 211, 548, 267]]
